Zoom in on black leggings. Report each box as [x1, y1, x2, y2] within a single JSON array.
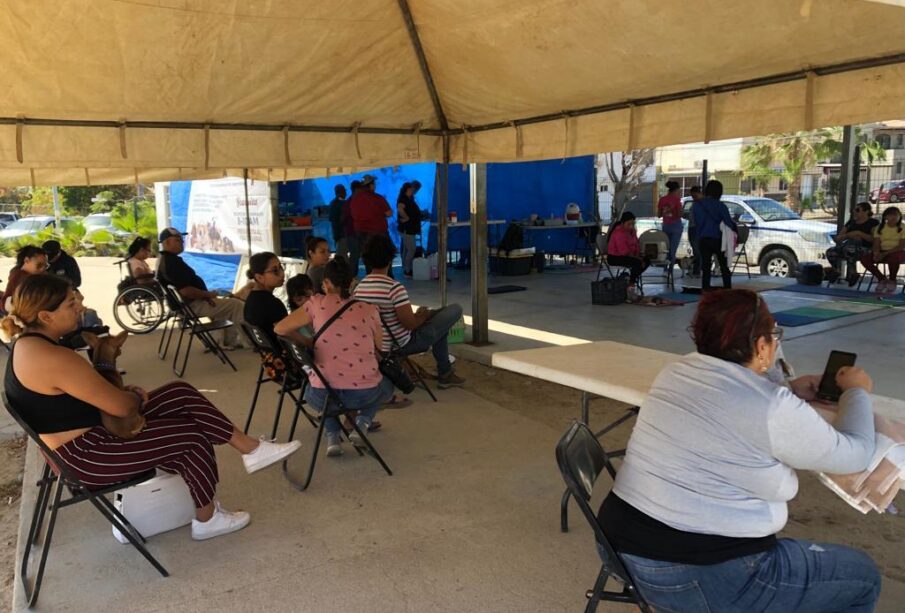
[[608, 255, 650, 284], [699, 237, 731, 289]]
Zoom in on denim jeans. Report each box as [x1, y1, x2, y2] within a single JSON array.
[[609, 538, 880, 613], [303, 377, 394, 436], [401, 233, 417, 275], [399, 303, 462, 377], [687, 226, 701, 274], [662, 220, 684, 265]]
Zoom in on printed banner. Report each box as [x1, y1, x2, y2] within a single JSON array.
[[185, 178, 273, 254]]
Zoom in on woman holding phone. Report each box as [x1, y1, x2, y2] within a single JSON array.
[[596, 289, 879, 612]]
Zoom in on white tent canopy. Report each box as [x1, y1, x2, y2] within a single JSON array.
[[0, 0, 903, 185]]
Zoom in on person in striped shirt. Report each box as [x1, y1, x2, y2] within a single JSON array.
[[353, 234, 465, 388]]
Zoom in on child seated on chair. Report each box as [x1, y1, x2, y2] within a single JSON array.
[[285, 273, 315, 341], [275, 258, 393, 457]]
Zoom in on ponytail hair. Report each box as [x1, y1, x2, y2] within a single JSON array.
[[246, 251, 278, 280], [0, 274, 71, 340], [324, 256, 353, 299]]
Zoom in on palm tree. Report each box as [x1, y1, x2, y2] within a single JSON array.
[[741, 129, 841, 211]]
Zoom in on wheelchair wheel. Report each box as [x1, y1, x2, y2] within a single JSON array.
[[113, 285, 165, 334]]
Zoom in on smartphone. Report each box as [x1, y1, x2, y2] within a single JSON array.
[[816, 350, 857, 402]]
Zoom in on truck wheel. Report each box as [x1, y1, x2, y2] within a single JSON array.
[[760, 249, 797, 278]]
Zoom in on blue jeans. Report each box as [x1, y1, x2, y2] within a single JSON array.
[[663, 220, 684, 265], [609, 539, 880, 613], [399, 303, 462, 377], [304, 377, 394, 436]]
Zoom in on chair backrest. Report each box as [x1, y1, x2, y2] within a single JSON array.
[[595, 232, 609, 258], [277, 336, 344, 410], [241, 322, 278, 355], [638, 229, 669, 263], [555, 422, 636, 587], [164, 284, 200, 321], [736, 223, 750, 247], [2, 391, 75, 484]]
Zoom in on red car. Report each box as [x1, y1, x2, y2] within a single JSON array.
[[870, 180, 905, 203]]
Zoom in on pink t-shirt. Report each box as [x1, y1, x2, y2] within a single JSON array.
[[658, 193, 683, 225], [607, 224, 640, 257], [303, 294, 383, 390]]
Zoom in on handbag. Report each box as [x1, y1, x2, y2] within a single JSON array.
[[378, 319, 416, 394]]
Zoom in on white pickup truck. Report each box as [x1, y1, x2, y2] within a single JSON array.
[[636, 195, 837, 278]]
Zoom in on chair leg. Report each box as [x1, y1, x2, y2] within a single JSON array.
[[174, 330, 193, 378], [85, 494, 168, 578], [170, 321, 188, 375], [271, 377, 291, 440], [282, 416, 328, 491], [25, 464, 52, 548], [157, 315, 175, 360], [243, 366, 266, 434], [21, 476, 64, 608], [560, 487, 572, 533], [349, 421, 393, 476], [584, 565, 610, 613]]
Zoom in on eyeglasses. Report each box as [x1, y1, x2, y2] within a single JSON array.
[[264, 266, 285, 275], [770, 326, 784, 341]]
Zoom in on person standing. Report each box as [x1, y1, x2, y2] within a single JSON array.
[[349, 174, 393, 274], [686, 185, 704, 277], [42, 240, 81, 289], [396, 182, 422, 277], [657, 181, 683, 270], [342, 180, 362, 276], [692, 180, 737, 290], [328, 184, 348, 259]]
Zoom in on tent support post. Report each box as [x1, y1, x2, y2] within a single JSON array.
[[438, 135, 450, 306], [469, 163, 489, 345], [837, 126, 855, 232], [243, 168, 253, 258]]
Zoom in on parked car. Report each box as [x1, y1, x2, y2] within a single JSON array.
[[635, 196, 836, 278], [83, 213, 130, 239], [0, 212, 19, 229], [0, 216, 77, 241], [869, 180, 905, 204]]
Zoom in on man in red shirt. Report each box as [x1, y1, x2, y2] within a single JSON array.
[[349, 174, 393, 273]]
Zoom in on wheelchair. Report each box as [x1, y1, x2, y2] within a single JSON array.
[[111, 259, 167, 334]]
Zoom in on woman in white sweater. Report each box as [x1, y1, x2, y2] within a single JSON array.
[[598, 289, 880, 612]]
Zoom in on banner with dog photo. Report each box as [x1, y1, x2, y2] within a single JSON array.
[[185, 178, 274, 255]]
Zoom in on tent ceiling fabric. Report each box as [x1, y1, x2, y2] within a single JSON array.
[[0, 0, 903, 185]]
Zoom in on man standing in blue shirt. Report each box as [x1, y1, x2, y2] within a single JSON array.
[[692, 180, 737, 290]]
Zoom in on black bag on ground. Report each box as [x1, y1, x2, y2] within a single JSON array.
[[497, 223, 524, 255], [796, 262, 824, 286], [591, 276, 628, 305], [378, 352, 415, 394]]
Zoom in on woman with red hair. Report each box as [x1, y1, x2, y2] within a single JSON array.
[[596, 289, 880, 612]]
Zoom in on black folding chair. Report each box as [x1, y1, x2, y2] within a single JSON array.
[[277, 337, 392, 491], [162, 284, 237, 378], [2, 392, 168, 608], [379, 316, 438, 402], [555, 421, 651, 613], [240, 323, 317, 439], [730, 224, 753, 279]]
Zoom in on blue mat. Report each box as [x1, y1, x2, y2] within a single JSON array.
[[771, 284, 905, 303]]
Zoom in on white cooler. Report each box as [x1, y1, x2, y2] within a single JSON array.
[[111, 470, 195, 544]]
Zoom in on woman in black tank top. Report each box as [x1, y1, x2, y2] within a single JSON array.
[[2, 274, 302, 541]]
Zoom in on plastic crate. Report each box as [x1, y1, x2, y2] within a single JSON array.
[[447, 317, 466, 344], [489, 255, 533, 276]]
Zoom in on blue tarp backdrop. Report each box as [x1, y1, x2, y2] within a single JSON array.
[[165, 156, 595, 287]]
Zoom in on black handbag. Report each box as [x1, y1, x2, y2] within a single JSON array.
[[378, 320, 415, 394]]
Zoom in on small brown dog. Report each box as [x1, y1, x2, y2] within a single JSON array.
[[81, 331, 146, 439]]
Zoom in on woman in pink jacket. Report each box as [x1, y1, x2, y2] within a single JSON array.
[[607, 212, 650, 287]]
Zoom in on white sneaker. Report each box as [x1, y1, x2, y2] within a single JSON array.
[[348, 423, 369, 448], [242, 438, 302, 474], [326, 440, 343, 457], [191, 502, 250, 541]]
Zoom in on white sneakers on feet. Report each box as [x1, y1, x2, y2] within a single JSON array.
[[242, 438, 302, 474], [191, 502, 250, 540]]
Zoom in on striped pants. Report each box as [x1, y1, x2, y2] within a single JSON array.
[[55, 381, 235, 508]]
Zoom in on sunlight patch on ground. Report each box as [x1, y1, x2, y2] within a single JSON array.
[[461, 314, 591, 346]]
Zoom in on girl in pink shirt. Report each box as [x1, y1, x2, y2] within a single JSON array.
[[606, 212, 650, 287], [275, 257, 393, 457]]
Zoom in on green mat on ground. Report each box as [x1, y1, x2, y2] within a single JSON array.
[[772, 300, 887, 327]]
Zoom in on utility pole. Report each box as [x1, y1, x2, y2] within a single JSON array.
[[51, 186, 61, 227], [837, 126, 855, 231]]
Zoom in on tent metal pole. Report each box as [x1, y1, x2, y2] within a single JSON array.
[[243, 168, 253, 259], [837, 126, 855, 232], [396, 0, 449, 131], [469, 163, 489, 345], [438, 135, 450, 306]]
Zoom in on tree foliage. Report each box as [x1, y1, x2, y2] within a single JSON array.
[[603, 149, 655, 220]]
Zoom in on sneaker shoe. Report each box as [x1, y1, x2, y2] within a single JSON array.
[[191, 502, 251, 541], [326, 434, 343, 457], [348, 421, 370, 448], [438, 371, 466, 389], [242, 438, 302, 474]]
